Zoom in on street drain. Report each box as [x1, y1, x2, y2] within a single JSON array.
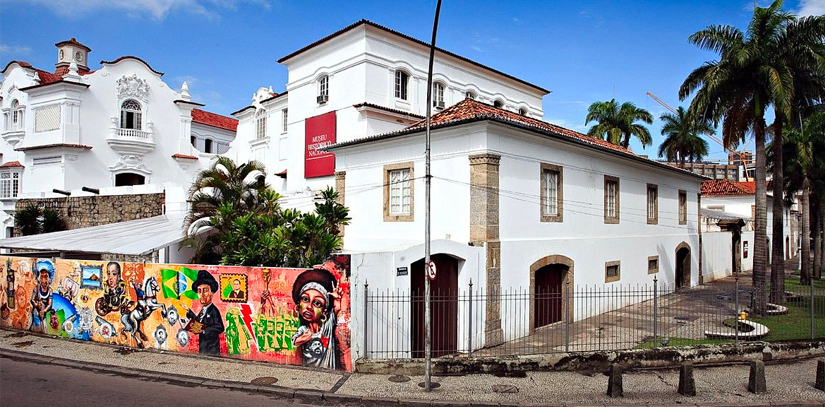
[[388, 375, 410, 383], [250, 376, 279, 386], [417, 382, 441, 389], [114, 347, 134, 355], [11, 340, 34, 348], [4, 332, 26, 338], [492, 384, 519, 394]]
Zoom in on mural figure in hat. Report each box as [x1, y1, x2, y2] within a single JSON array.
[[184, 270, 224, 355], [30, 260, 54, 333], [291, 266, 347, 370]]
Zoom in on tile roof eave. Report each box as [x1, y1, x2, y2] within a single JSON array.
[[327, 116, 708, 182], [100, 56, 164, 76], [353, 102, 425, 119], [277, 20, 550, 95], [16, 143, 93, 152], [19, 80, 90, 92]]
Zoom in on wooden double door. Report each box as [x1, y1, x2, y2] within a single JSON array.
[[411, 254, 458, 358]]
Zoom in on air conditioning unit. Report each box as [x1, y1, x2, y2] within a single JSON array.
[[317, 95, 328, 104], [435, 101, 445, 109]]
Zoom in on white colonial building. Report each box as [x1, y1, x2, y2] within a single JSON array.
[[229, 20, 548, 209], [229, 20, 710, 359], [0, 38, 236, 236]]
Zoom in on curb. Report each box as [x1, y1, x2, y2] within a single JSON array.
[[2, 347, 825, 407]]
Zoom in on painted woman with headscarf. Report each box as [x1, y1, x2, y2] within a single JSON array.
[[291, 267, 344, 369], [30, 260, 54, 333]]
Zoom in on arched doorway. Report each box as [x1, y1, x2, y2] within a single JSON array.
[[529, 255, 574, 332], [115, 172, 146, 186], [411, 254, 458, 358], [675, 243, 691, 289]]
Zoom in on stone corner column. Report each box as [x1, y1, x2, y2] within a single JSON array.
[[469, 153, 504, 346], [335, 171, 346, 238]]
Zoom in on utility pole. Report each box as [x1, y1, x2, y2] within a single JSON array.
[[424, 0, 443, 393]]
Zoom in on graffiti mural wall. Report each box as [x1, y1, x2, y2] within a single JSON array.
[[0, 255, 352, 371]]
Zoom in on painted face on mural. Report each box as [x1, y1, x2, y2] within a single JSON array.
[[107, 263, 120, 289], [232, 279, 241, 291], [38, 270, 49, 290], [197, 285, 213, 306], [299, 288, 327, 323]]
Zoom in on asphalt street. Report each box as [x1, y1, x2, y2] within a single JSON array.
[[0, 357, 298, 407]]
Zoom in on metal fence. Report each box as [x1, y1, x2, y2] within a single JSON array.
[[363, 276, 825, 359]]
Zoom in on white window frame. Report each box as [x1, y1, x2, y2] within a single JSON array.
[[540, 163, 562, 222], [383, 162, 414, 222], [120, 99, 142, 130], [395, 70, 409, 100], [318, 75, 329, 101], [0, 170, 21, 199], [432, 82, 445, 108], [256, 109, 267, 140], [281, 108, 288, 133]]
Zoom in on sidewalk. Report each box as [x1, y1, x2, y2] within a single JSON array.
[[2, 328, 825, 406]]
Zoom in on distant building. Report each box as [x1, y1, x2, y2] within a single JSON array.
[[0, 38, 236, 238]]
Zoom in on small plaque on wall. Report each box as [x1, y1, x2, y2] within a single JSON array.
[[396, 267, 408, 276]]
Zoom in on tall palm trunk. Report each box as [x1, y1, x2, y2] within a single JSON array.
[[816, 203, 823, 279], [801, 177, 812, 285], [753, 117, 768, 315], [770, 119, 785, 303]]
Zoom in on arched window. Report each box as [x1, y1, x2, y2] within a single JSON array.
[[120, 100, 142, 130], [465, 91, 476, 100], [256, 109, 267, 139], [432, 82, 445, 108], [115, 173, 146, 186], [317, 75, 329, 103], [493, 100, 504, 109], [11, 100, 20, 126], [204, 138, 213, 154], [395, 70, 409, 100]]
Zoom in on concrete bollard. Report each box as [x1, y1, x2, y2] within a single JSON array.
[[747, 360, 767, 394], [607, 364, 623, 398], [816, 360, 825, 391], [678, 362, 696, 396]]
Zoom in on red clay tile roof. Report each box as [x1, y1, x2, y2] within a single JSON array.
[[353, 102, 424, 119], [701, 179, 756, 196], [100, 56, 164, 76], [16, 143, 92, 152], [55, 38, 91, 52], [329, 99, 707, 180], [172, 154, 198, 160], [191, 109, 238, 132], [0, 161, 24, 168]]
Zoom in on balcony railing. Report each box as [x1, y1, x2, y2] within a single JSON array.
[[116, 128, 151, 139]]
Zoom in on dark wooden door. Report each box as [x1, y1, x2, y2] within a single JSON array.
[[411, 254, 458, 358], [676, 248, 690, 288], [535, 264, 565, 328]]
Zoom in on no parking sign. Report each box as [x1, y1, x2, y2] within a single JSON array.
[[426, 261, 437, 281]]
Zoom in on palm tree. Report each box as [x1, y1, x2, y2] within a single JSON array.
[[780, 112, 825, 285], [657, 106, 712, 167], [185, 156, 269, 264], [679, 0, 796, 315], [768, 11, 825, 302], [585, 99, 653, 149]]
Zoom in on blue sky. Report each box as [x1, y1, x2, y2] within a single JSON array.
[[2, 0, 823, 161]]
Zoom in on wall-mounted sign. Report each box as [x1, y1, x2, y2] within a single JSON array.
[[426, 261, 437, 281], [305, 111, 336, 178], [743, 241, 749, 259], [396, 267, 408, 276]]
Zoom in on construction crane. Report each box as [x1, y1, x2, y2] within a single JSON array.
[[646, 91, 754, 180]]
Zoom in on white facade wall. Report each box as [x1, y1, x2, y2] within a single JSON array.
[[701, 230, 755, 282], [703, 195, 795, 262], [1, 50, 235, 234], [230, 22, 547, 206]]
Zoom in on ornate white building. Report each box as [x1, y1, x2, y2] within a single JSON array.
[[0, 38, 236, 236]]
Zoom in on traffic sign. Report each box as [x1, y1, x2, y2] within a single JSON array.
[[426, 261, 437, 281]]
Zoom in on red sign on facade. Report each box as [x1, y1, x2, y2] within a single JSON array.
[[305, 111, 337, 178]]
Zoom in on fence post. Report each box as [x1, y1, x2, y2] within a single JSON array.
[[653, 275, 658, 348], [363, 281, 369, 358], [565, 280, 570, 352], [735, 276, 740, 345], [812, 278, 815, 340], [468, 278, 473, 354]]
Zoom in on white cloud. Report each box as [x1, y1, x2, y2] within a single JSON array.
[[0, 44, 33, 57], [796, 0, 825, 16], [8, 0, 269, 20], [544, 117, 588, 133]]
